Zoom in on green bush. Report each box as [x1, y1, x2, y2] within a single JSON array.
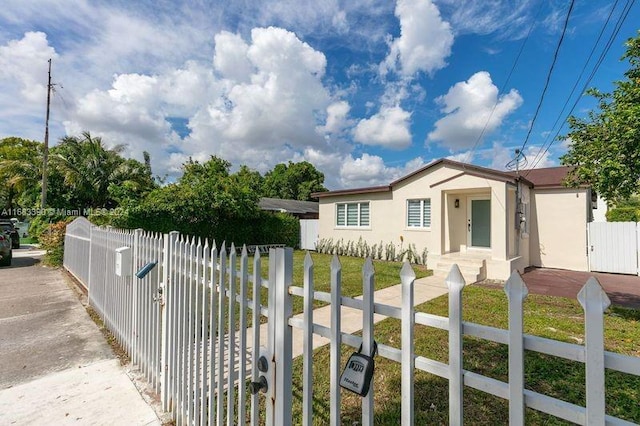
[[28, 214, 68, 242], [606, 207, 640, 222], [101, 203, 300, 248], [255, 212, 300, 248], [40, 219, 73, 266]]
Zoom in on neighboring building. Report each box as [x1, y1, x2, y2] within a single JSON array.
[[314, 159, 596, 281], [258, 197, 319, 219]]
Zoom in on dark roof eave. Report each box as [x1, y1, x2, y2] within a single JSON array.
[[312, 185, 391, 198]]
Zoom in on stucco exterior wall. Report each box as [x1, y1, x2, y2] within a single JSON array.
[[529, 188, 589, 271], [317, 163, 517, 270]]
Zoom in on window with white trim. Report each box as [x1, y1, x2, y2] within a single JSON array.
[[407, 199, 431, 228], [336, 202, 370, 227]]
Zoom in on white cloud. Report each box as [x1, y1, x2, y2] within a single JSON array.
[[213, 32, 253, 82], [320, 101, 352, 134], [436, 0, 537, 39], [354, 106, 412, 149], [339, 153, 425, 187], [0, 31, 56, 102], [382, 0, 453, 77], [427, 71, 523, 150]]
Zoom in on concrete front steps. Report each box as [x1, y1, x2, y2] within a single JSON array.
[[432, 252, 488, 284]]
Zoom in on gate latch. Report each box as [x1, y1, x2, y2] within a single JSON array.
[[249, 350, 271, 395], [340, 341, 377, 397]]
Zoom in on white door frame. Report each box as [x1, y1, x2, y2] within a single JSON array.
[[467, 195, 491, 250]]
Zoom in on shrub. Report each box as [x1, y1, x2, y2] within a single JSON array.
[[313, 237, 428, 266], [40, 219, 73, 266], [255, 212, 300, 248], [606, 207, 640, 222]]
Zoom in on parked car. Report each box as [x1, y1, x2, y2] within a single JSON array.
[[0, 220, 20, 249], [0, 230, 11, 266]]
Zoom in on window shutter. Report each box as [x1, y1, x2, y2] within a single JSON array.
[[347, 203, 358, 226], [423, 199, 431, 227], [360, 203, 370, 226], [407, 200, 421, 227], [337, 204, 345, 226]]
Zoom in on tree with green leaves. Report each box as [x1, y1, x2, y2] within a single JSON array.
[[51, 131, 156, 208], [560, 32, 640, 204], [262, 161, 327, 201], [0, 137, 43, 211], [116, 155, 264, 242]]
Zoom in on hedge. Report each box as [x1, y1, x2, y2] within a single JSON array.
[[606, 207, 640, 222]]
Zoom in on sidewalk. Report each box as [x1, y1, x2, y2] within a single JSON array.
[[0, 250, 161, 425], [248, 275, 449, 357]]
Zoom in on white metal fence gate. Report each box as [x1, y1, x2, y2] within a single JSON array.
[[588, 221, 639, 275], [64, 219, 640, 425], [63, 219, 292, 425]]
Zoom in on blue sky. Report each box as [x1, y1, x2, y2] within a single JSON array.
[[0, 0, 638, 189]]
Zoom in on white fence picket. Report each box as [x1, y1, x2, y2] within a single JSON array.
[[578, 277, 611, 425], [302, 252, 314, 426], [250, 250, 261, 426], [362, 258, 375, 425], [400, 261, 416, 425], [330, 255, 342, 426], [447, 264, 465, 426], [505, 270, 528, 426]]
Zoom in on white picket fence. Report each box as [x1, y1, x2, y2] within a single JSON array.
[[63, 218, 640, 425]]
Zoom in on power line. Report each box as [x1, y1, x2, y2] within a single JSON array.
[[461, 1, 545, 166], [525, 0, 621, 170], [524, 0, 636, 173], [516, 0, 576, 156]]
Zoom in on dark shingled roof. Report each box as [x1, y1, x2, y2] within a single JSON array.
[[258, 197, 319, 214], [512, 166, 573, 188]]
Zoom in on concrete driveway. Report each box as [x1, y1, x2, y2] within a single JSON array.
[[0, 248, 161, 425]]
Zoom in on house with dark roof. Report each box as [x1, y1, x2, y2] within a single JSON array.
[[313, 159, 598, 282]]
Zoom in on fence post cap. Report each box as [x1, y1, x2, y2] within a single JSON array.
[[446, 264, 465, 291], [577, 277, 611, 312], [504, 270, 528, 301]]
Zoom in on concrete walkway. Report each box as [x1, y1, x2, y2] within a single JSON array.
[[248, 275, 449, 357], [0, 249, 161, 425]]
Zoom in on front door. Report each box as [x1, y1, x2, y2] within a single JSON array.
[[468, 197, 491, 248]]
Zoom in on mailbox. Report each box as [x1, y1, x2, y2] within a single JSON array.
[[115, 246, 131, 277]]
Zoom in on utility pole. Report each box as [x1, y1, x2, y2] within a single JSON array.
[[41, 58, 52, 208]]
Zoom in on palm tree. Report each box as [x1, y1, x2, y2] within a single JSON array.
[[51, 132, 155, 209]]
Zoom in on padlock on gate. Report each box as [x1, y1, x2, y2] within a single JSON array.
[[339, 341, 377, 397]]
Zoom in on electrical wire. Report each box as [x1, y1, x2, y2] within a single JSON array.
[[516, 0, 576, 156], [525, 0, 620, 170], [461, 1, 545, 166], [524, 0, 636, 173]]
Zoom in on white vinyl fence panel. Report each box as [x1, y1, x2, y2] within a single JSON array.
[[588, 222, 639, 275], [299, 219, 318, 250], [63, 218, 640, 425]]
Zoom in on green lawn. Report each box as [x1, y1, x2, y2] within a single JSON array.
[[251, 250, 431, 315], [289, 285, 640, 425], [19, 236, 38, 245]]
